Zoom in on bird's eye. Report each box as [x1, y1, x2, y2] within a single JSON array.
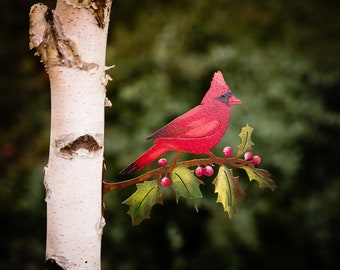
[[216, 92, 232, 105]]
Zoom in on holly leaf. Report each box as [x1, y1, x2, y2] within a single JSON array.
[[235, 124, 255, 157], [122, 180, 162, 226], [171, 166, 204, 211], [212, 165, 245, 218], [242, 166, 277, 191]]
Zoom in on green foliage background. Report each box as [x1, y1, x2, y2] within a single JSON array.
[[1, 0, 340, 269]]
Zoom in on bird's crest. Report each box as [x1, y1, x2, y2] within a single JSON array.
[[201, 71, 232, 104]]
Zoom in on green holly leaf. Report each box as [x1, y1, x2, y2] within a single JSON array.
[[235, 124, 255, 157], [171, 166, 204, 211], [122, 180, 162, 226], [212, 165, 245, 218], [242, 166, 277, 191]]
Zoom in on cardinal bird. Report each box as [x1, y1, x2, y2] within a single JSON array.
[[120, 71, 241, 174]]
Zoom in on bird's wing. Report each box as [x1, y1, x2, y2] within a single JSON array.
[[147, 105, 221, 139]]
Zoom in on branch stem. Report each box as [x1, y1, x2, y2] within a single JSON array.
[[103, 156, 249, 194]]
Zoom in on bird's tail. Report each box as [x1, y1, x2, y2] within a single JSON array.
[[119, 143, 170, 174]]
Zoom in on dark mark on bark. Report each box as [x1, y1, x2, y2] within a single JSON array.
[[45, 258, 64, 270], [45, 256, 70, 270], [60, 134, 102, 156]]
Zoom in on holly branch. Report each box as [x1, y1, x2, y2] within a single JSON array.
[[103, 155, 266, 192]]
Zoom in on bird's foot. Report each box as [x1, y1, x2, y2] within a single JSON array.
[[207, 151, 219, 163], [169, 152, 182, 170], [207, 151, 217, 158]]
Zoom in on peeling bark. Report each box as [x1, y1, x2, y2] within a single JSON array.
[[29, 4, 99, 70], [29, 1, 112, 269], [64, 0, 110, 28]]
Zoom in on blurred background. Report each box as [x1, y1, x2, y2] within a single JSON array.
[[1, 0, 340, 269]]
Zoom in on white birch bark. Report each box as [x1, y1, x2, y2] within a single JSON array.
[[29, 1, 112, 269]]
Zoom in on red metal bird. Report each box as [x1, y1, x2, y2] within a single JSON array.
[[120, 71, 241, 174]]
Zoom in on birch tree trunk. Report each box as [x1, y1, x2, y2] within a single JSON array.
[[29, 1, 112, 269]]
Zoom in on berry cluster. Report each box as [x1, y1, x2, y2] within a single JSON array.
[[243, 151, 261, 165], [223, 146, 261, 165], [158, 158, 171, 187], [195, 165, 214, 177]]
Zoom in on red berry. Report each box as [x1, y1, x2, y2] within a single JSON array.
[[161, 177, 171, 187], [223, 146, 234, 157], [244, 151, 253, 160], [195, 166, 204, 177], [204, 165, 214, 176], [252, 155, 261, 165], [158, 158, 167, 167]]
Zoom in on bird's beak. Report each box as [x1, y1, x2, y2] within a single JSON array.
[[229, 95, 242, 105]]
